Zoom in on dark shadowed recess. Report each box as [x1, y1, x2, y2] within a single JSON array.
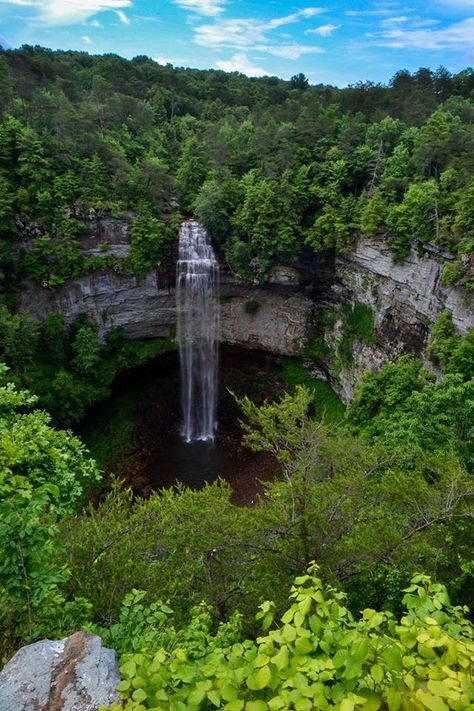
[[78, 345, 285, 505]]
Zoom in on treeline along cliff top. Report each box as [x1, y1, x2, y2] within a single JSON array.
[[0, 46, 473, 290]]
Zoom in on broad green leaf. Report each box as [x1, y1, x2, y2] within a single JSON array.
[[132, 688, 148, 703], [370, 664, 384, 684], [208, 689, 221, 707], [255, 664, 272, 689], [246, 702, 268, 711], [272, 646, 289, 671], [415, 691, 449, 711], [340, 700, 355, 711]]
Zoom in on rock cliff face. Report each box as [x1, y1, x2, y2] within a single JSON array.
[[20, 271, 177, 340], [19, 269, 314, 357], [17, 218, 474, 400], [327, 240, 474, 400], [336, 240, 473, 334]]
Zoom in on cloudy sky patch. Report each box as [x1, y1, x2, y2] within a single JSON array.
[[0, 0, 472, 85]]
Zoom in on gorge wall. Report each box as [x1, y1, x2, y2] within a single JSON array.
[[17, 218, 474, 401], [327, 240, 474, 400]]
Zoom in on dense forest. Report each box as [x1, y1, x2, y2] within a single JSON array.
[[1, 47, 474, 286], [0, 47, 473, 710]]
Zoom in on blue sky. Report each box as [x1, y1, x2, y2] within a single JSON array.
[[0, 0, 473, 86]]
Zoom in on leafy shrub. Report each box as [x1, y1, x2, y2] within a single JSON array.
[[106, 566, 474, 710], [0, 366, 99, 652], [338, 302, 375, 364], [130, 211, 176, 276], [428, 309, 457, 367], [279, 359, 344, 422], [91, 590, 175, 657], [0, 307, 176, 425]]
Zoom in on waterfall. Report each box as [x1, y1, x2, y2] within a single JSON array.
[[176, 220, 219, 443]]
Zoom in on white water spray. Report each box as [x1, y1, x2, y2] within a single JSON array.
[[176, 221, 219, 442]]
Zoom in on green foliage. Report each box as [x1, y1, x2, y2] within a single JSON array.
[[237, 386, 472, 596], [359, 190, 389, 237], [0, 306, 175, 425], [347, 355, 428, 432], [0, 46, 474, 672], [338, 302, 375, 365], [226, 238, 253, 279], [428, 310, 457, 367], [348, 343, 474, 467], [130, 210, 175, 275], [107, 566, 474, 711], [61, 383, 472, 639], [386, 180, 439, 259], [279, 360, 345, 423], [446, 261, 474, 292], [0, 49, 473, 284], [307, 196, 358, 253], [176, 135, 210, 213], [91, 589, 176, 657], [59, 481, 278, 630], [194, 179, 232, 246], [232, 170, 299, 276], [0, 365, 99, 652]]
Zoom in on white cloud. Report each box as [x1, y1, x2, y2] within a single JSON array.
[[114, 8, 130, 24], [372, 16, 474, 49], [305, 23, 340, 36], [173, 0, 226, 17], [82, 34, 92, 42], [216, 53, 267, 76], [1, 0, 133, 25], [194, 7, 325, 50], [257, 43, 323, 58], [346, 8, 395, 16], [88, 19, 102, 26], [412, 19, 441, 27], [381, 15, 409, 25], [265, 7, 325, 28]]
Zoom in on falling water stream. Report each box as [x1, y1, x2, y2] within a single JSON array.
[[176, 220, 219, 442]]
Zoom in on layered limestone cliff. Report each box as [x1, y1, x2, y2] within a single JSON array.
[[18, 269, 314, 356], [324, 239, 474, 400], [16, 217, 474, 400]]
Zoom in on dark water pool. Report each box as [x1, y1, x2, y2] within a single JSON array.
[[148, 437, 242, 490], [80, 346, 283, 504]]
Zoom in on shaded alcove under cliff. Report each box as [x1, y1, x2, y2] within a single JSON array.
[[78, 345, 302, 505]]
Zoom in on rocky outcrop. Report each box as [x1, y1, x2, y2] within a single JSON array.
[[81, 213, 131, 258], [325, 239, 474, 400], [219, 277, 313, 356], [16, 217, 474, 393], [13, 215, 327, 356], [19, 271, 176, 340], [336, 239, 474, 335], [18, 268, 313, 356], [0, 631, 120, 711]]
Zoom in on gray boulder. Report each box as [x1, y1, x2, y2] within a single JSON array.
[[0, 631, 121, 710]]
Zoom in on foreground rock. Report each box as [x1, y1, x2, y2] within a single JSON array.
[[0, 631, 120, 710]]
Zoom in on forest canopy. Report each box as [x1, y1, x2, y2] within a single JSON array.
[[0, 47, 473, 289]]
